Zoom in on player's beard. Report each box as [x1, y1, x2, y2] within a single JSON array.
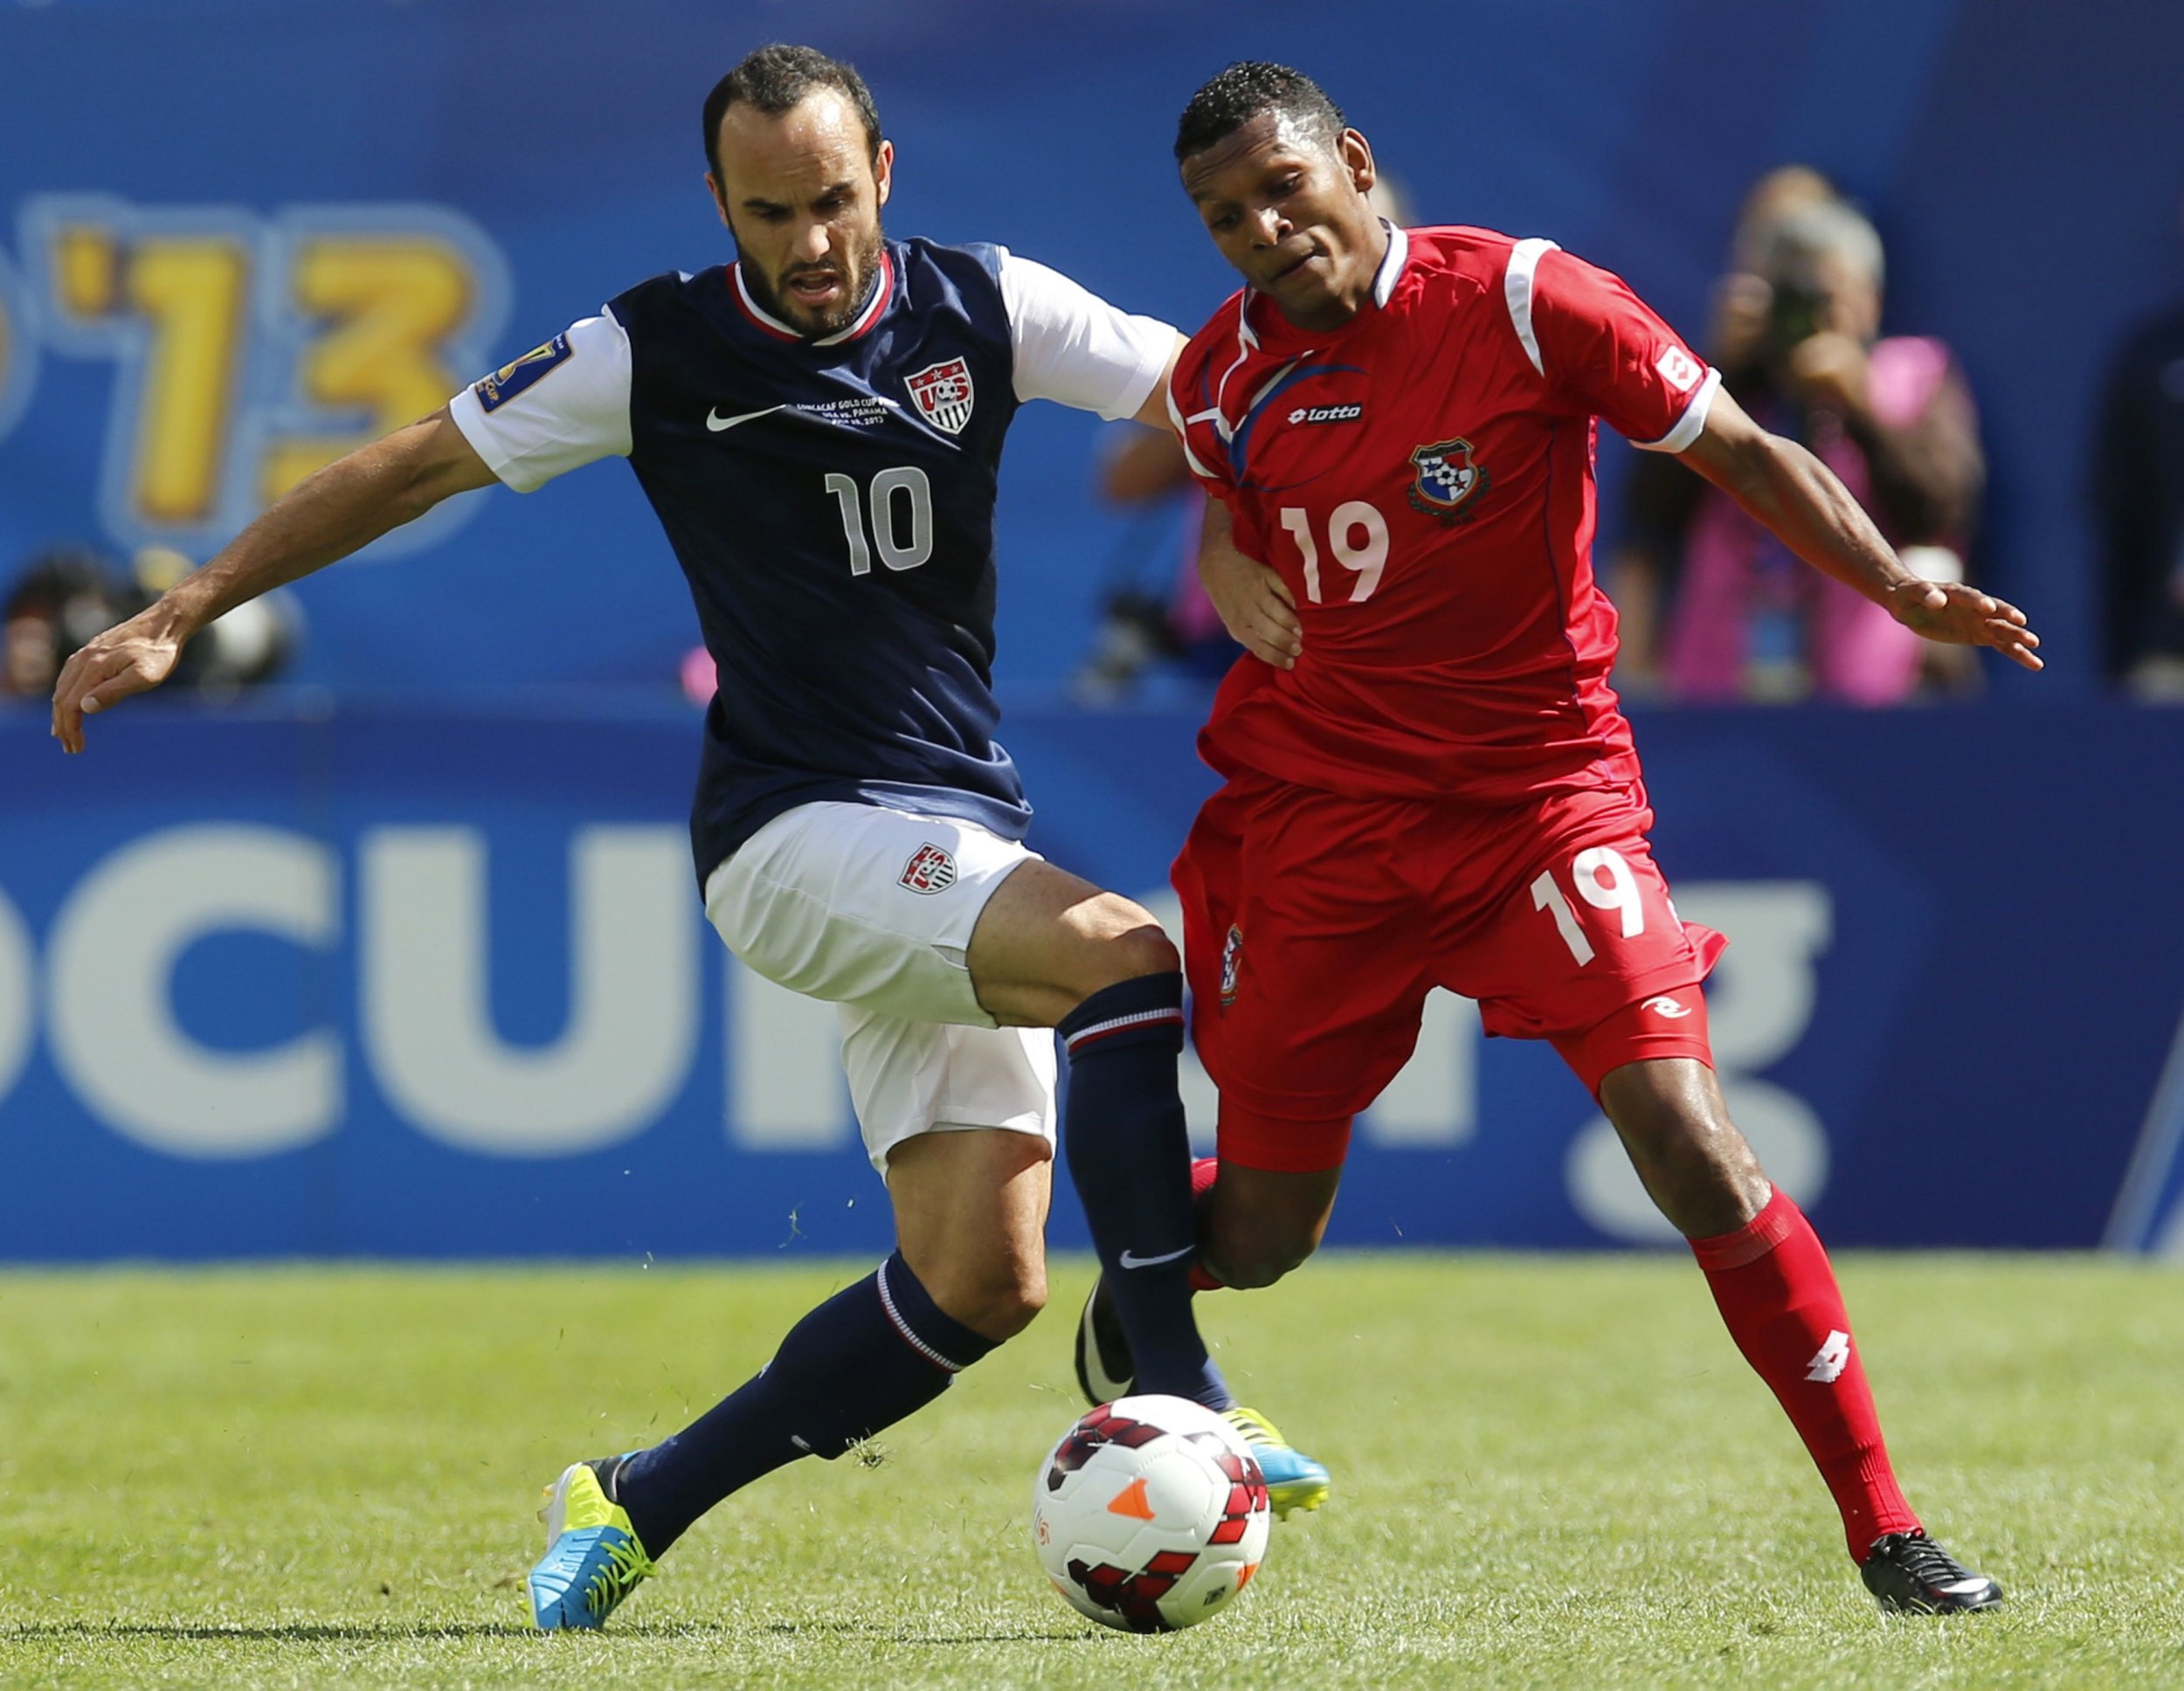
[[748, 224, 886, 339]]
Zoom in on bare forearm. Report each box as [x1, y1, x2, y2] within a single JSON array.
[[154, 424, 459, 639], [51, 408, 494, 750], [1715, 431, 1919, 608]]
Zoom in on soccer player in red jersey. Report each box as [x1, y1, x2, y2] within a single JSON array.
[[1078, 62, 2040, 1615]]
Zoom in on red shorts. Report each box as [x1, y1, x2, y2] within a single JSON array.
[[1173, 773, 1724, 1173]]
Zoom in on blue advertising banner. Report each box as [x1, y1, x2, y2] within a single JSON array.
[[1, 701, 2177, 1260]]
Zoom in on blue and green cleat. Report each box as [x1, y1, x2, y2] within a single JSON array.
[[1221, 1405, 1332, 1519], [1074, 1273, 1332, 1518], [529, 1454, 656, 1631]]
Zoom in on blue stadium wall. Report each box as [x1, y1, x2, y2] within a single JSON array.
[[3, 702, 2182, 1260], [3, 0, 2184, 1258]]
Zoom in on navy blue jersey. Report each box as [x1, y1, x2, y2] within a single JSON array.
[[450, 237, 1172, 881]]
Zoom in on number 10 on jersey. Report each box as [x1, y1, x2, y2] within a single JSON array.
[[826, 467, 934, 576]]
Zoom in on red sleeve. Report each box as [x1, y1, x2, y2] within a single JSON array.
[[1522, 245, 1718, 452]]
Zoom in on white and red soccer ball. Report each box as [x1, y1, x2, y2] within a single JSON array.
[[1031, 1394, 1272, 1632]]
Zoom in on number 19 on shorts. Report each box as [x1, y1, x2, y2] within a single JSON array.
[[1531, 847, 1646, 966]]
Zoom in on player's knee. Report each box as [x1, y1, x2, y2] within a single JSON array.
[[1080, 907, 1180, 990]]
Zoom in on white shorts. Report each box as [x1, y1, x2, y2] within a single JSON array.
[[706, 802, 1058, 1174]]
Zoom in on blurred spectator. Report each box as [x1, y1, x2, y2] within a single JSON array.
[[1614, 172, 1985, 704], [1, 544, 294, 703], [1075, 179, 1411, 701], [2092, 195, 2184, 699]]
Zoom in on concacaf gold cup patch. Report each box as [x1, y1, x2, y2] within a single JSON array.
[[473, 334, 572, 412]]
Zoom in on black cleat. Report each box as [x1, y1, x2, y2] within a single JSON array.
[[1072, 1273, 1136, 1405], [1859, 1531, 2003, 1614]]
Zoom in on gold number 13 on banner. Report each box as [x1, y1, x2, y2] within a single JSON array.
[[32, 198, 508, 549]]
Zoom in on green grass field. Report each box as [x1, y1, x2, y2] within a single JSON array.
[[0, 1254, 2179, 1688]]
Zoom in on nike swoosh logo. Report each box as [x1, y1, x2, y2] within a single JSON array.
[[1117, 1245, 1194, 1270], [706, 404, 786, 432]]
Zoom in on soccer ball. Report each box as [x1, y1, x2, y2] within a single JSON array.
[[1031, 1393, 1272, 1632]]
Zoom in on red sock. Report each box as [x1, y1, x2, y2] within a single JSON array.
[[1690, 1188, 1920, 1561], [1188, 1156, 1224, 1292]]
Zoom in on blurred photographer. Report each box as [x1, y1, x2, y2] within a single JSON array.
[[1614, 177, 1985, 703]]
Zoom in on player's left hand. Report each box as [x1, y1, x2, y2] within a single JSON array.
[[1886, 579, 2043, 672], [1199, 538, 1302, 670], [50, 608, 185, 752]]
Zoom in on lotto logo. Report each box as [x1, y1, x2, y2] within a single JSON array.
[[1655, 344, 1703, 393], [1805, 1329, 1851, 1384], [899, 844, 958, 895], [1286, 403, 1363, 425]]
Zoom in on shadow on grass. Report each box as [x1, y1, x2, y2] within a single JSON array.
[[3, 1622, 546, 1643], [3, 1619, 1095, 1646], [760, 1620, 1096, 1646]]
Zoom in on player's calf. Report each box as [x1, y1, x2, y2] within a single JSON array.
[[1596, 1055, 1769, 1239], [888, 1131, 1051, 1341], [1199, 1152, 1344, 1290]]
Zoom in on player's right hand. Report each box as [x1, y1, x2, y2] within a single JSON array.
[[51, 610, 185, 753], [1201, 543, 1303, 670]]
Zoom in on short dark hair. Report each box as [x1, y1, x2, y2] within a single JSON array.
[[1175, 61, 1344, 163], [702, 44, 882, 179]]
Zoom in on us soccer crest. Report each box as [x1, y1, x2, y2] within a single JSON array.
[[906, 357, 975, 435], [899, 843, 958, 895], [1406, 437, 1490, 523]]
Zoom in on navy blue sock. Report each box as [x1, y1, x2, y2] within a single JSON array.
[[1059, 972, 1229, 1409], [612, 1252, 995, 1556]]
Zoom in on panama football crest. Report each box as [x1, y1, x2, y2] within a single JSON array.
[[1220, 924, 1243, 1006], [1406, 437, 1489, 523], [899, 844, 958, 894], [906, 357, 975, 435]]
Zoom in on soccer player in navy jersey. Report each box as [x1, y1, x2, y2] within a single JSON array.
[[48, 44, 1324, 1630], [1084, 60, 2035, 1615]]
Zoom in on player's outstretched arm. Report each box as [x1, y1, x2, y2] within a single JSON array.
[[51, 408, 496, 751], [1678, 388, 2042, 673], [1196, 499, 1302, 670]]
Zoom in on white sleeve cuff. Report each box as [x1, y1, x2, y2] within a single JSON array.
[[1634, 366, 1722, 454]]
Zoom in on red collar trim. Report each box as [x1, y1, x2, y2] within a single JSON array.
[[730, 250, 895, 345]]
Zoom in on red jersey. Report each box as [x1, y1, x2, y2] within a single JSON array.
[[1171, 224, 1718, 804]]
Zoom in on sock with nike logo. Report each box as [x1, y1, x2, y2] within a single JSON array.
[[1059, 972, 1228, 1408], [1691, 1187, 1921, 1559]]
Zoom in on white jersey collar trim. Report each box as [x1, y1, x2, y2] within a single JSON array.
[[1372, 221, 1409, 308]]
